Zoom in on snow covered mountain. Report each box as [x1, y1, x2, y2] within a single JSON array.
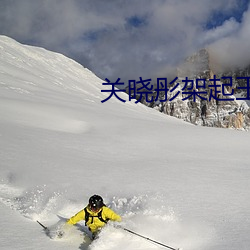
[[0, 36, 250, 250], [135, 49, 250, 130], [176, 49, 250, 129]]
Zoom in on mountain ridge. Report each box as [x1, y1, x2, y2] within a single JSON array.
[[129, 48, 250, 130]]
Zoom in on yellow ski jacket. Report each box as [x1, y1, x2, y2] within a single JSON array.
[[67, 206, 121, 233]]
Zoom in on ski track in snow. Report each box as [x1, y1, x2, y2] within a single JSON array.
[[0, 99, 91, 134]]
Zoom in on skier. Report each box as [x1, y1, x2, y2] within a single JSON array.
[[66, 194, 122, 239]]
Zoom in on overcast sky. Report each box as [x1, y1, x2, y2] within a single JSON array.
[[0, 0, 249, 82]]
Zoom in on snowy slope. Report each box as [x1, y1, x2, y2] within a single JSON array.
[[0, 36, 250, 250]]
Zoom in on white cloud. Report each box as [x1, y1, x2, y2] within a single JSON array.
[[0, 0, 248, 80], [209, 4, 250, 70], [201, 18, 240, 45]]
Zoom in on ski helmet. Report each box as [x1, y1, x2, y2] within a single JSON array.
[[89, 195, 104, 210]]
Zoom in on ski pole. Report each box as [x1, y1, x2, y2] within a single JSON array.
[[122, 227, 180, 250], [37, 220, 48, 231]]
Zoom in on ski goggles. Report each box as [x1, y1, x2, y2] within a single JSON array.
[[89, 205, 101, 212]]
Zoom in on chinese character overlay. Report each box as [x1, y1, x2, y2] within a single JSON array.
[[101, 76, 249, 103]]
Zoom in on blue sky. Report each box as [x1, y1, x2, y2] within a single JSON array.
[[206, 0, 249, 29], [0, 0, 249, 81]]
